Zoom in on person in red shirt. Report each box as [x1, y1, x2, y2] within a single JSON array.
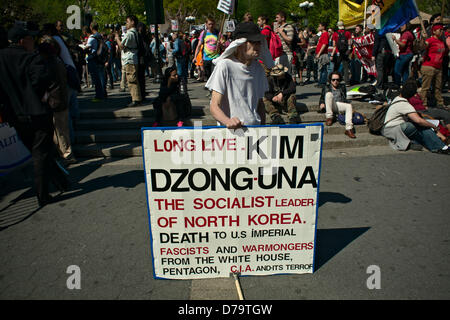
[[419, 23, 448, 109], [331, 21, 352, 85], [392, 23, 414, 85], [257, 15, 271, 50], [315, 22, 329, 87]]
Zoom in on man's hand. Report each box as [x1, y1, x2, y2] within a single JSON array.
[[225, 117, 243, 129], [272, 93, 283, 104]]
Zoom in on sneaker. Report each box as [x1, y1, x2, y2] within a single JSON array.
[[176, 121, 184, 127], [317, 108, 326, 114], [435, 148, 450, 155], [152, 122, 159, 127]]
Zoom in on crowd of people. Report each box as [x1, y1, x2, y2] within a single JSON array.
[[0, 11, 450, 206]]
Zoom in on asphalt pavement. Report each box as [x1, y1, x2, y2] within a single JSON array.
[[1, 150, 449, 300]]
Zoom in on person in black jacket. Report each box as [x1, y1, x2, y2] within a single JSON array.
[[0, 25, 69, 207], [152, 66, 192, 127], [318, 71, 356, 138], [372, 31, 394, 89], [263, 64, 299, 124]]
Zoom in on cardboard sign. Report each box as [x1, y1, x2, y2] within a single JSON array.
[[142, 124, 323, 279]]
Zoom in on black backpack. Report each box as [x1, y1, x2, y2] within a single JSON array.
[[336, 31, 349, 55], [290, 25, 301, 53], [94, 34, 109, 64]]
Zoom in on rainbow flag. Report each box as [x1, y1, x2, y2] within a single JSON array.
[[378, 0, 419, 35]]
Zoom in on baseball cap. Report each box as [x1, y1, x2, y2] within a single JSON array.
[[233, 22, 264, 41], [8, 25, 38, 43]]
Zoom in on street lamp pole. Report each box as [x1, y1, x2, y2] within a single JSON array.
[[299, 1, 314, 27]]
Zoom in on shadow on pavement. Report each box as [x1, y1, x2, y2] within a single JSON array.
[[318, 191, 352, 207], [56, 167, 144, 202], [0, 187, 42, 231], [314, 227, 370, 272], [0, 156, 136, 231]]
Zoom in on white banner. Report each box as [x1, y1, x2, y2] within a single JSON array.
[[0, 123, 31, 175], [143, 125, 323, 279], [217, 0, 235, 15]]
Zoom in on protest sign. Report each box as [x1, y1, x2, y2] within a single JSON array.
[[171, 20, 179, 32], [142, 124, 323, 280], [217, 0, 235, 15], [0, 123, 31, 175], [353, 33, 377, 77]]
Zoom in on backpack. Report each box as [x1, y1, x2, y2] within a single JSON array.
[[269, 28, 283, 59], [290, 26, 301, 53], [174, 38, 187, 58], [367, 100, 402, 135], [337, 112, 365, 125], [336, 31, 349, 55], [93, 34, 109, 64]]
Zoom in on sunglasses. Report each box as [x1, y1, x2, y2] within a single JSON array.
[[331, 78, 340, 82]]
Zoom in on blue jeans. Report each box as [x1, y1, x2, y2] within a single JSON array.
[[394, 53, 413, 85], [87, 60, 106, 99], [401, 122, 445, 152]]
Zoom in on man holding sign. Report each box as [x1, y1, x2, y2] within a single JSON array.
[[206, 22, 273, 128]]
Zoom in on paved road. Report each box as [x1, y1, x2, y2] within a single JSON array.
[[1, 150, 449, 300]]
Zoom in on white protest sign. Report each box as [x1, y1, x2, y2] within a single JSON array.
[[386, 32, 400, 57], [171, 20, 179, 31], [217, 0, 235, 15], [226, 20, 235, 32], [142, 124, 322, 280], [0, 123, 31, 175]]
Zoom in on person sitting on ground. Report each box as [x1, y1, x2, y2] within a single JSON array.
[[263, 64, 299, 124], [318, 71, 356, 139], [381, 79, 449, 154], [152, 66, 192, 127]]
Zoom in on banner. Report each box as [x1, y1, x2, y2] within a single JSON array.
[[338, 0, 396, 28], [0, 123, 31, 175], [353, 33, 377, 76], [142, 124, 323, 279]]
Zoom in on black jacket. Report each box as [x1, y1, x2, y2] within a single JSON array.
[[319, 83, 349, 105], [0, 45, 51, 117], [372, 32, 391, 57]]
